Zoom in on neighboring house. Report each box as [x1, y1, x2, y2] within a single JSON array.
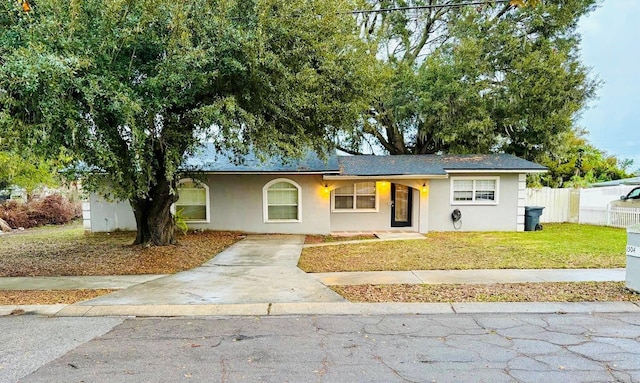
[[590, 177, 640, 188], [84, 147, 546, 234]]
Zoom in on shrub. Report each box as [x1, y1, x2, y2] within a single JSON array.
[[0, 200, 32, 228], [0, 194, 81, 229]]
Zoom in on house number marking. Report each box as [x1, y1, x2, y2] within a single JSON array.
[[628, 245, 639, 258]]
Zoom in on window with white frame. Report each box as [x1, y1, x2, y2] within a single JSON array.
[[176, 178, 210, 222], [451, 177, 499, 204], [332, 182, 377, 211], [263, 179, 301, 222]]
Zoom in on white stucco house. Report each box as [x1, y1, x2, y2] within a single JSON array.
[[83, 146, 546, 234]]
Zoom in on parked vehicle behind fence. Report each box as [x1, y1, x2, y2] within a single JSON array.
[[611, 186, 640, 208]]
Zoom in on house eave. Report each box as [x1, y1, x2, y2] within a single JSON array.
[[444, 169, 547, 174], [323, 174, 449, 181], [197, 171, 338, 175]]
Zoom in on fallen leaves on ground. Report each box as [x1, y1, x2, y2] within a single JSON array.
[[332, 282, 640, 303], [0, 224, 244, 276], [0, 289, 116, 305]]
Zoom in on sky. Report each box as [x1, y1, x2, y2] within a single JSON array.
[[577, 0, 640, 172]]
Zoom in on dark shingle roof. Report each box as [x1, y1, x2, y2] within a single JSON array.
[[337, 154, 546, 176], [183, 145, 340, 173], [183, 145, 545, 175]]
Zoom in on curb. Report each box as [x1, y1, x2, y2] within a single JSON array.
[[2, 301, 639, 318]]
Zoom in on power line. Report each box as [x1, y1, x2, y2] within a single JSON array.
[[345, 0, 511, 15]]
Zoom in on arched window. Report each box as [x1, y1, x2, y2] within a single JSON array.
[[176, 178, 210, 223], [263, 178, 302, 222]]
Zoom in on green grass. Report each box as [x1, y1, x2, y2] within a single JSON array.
[[298, 223, 627, 272]]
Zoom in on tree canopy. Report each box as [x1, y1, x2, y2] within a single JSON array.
[[337, 0, 599, 161], [529, 129, 634, 188], [0, 0, 376, 245]]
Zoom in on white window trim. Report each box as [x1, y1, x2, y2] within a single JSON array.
[[174, 178, 211, 223], [331, 181, 380, 213], [450, 176, 500, 206], [263, 178, 302, 223]]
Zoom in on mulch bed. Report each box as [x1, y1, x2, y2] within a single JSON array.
[[0, 289, 116, 305], [332, 282, 640, 303], [0, 229, 244, 277]]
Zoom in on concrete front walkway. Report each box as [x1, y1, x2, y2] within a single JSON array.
[[69, 235, 345, 307]]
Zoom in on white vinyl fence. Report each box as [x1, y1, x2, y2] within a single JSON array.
[[526, 186, 640, 228], [578, 206, 607, 226], [607, 206, 640, 228]]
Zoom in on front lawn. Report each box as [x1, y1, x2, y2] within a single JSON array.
[[298, 224, 627, 272], [0, 223, 243, 276]]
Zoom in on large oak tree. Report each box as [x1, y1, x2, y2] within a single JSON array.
[[0, 0, 376, 245], [338, 0, 598, 161]]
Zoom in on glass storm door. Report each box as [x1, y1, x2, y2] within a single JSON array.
[[391, 183, 412, 227]]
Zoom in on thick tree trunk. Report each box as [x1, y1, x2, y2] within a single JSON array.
[[130, 176, 179, 246]]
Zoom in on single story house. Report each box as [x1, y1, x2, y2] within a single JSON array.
[[83, 147, 546, 234]]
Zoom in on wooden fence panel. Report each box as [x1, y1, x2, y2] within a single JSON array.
[[526, 188, 572, 223]]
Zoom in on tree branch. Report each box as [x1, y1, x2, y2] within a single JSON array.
[[405, 1, 448, 64], [335, 145, 364, 156], [493, 3, 513, 21]]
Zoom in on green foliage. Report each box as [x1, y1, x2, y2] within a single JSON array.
[[528, 131, 634, 188], [0, 148, 57, 194], [340, 0, 599, 161], [173, 208, 189, 236], [0, 0, 376, 244]]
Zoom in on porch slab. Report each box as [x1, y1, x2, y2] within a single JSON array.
[[373, 231, 426, 240]]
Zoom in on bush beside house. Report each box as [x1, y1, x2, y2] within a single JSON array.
[[0, 194, 81, 230]]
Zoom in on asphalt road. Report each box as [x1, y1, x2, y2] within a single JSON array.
[[3, 313, 640, 383]]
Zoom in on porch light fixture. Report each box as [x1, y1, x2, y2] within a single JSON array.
[[323, 183, 329, 194], [422, 183, 428, 193]]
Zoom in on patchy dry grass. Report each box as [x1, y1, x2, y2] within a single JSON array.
[[0, 223, 243, 276], [299, 224, 626, 272], [333, 282, 640, 303], [0, 289, 116, 305]]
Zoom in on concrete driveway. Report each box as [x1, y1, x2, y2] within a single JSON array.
[[77, 235, 345, 306]]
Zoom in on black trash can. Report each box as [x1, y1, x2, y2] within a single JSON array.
[[524, 206, 545, 231]]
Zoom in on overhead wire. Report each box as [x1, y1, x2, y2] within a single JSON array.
[[345, 0, 512, 15]]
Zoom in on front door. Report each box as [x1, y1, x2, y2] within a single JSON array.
[[391, 183, 412, 227]]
